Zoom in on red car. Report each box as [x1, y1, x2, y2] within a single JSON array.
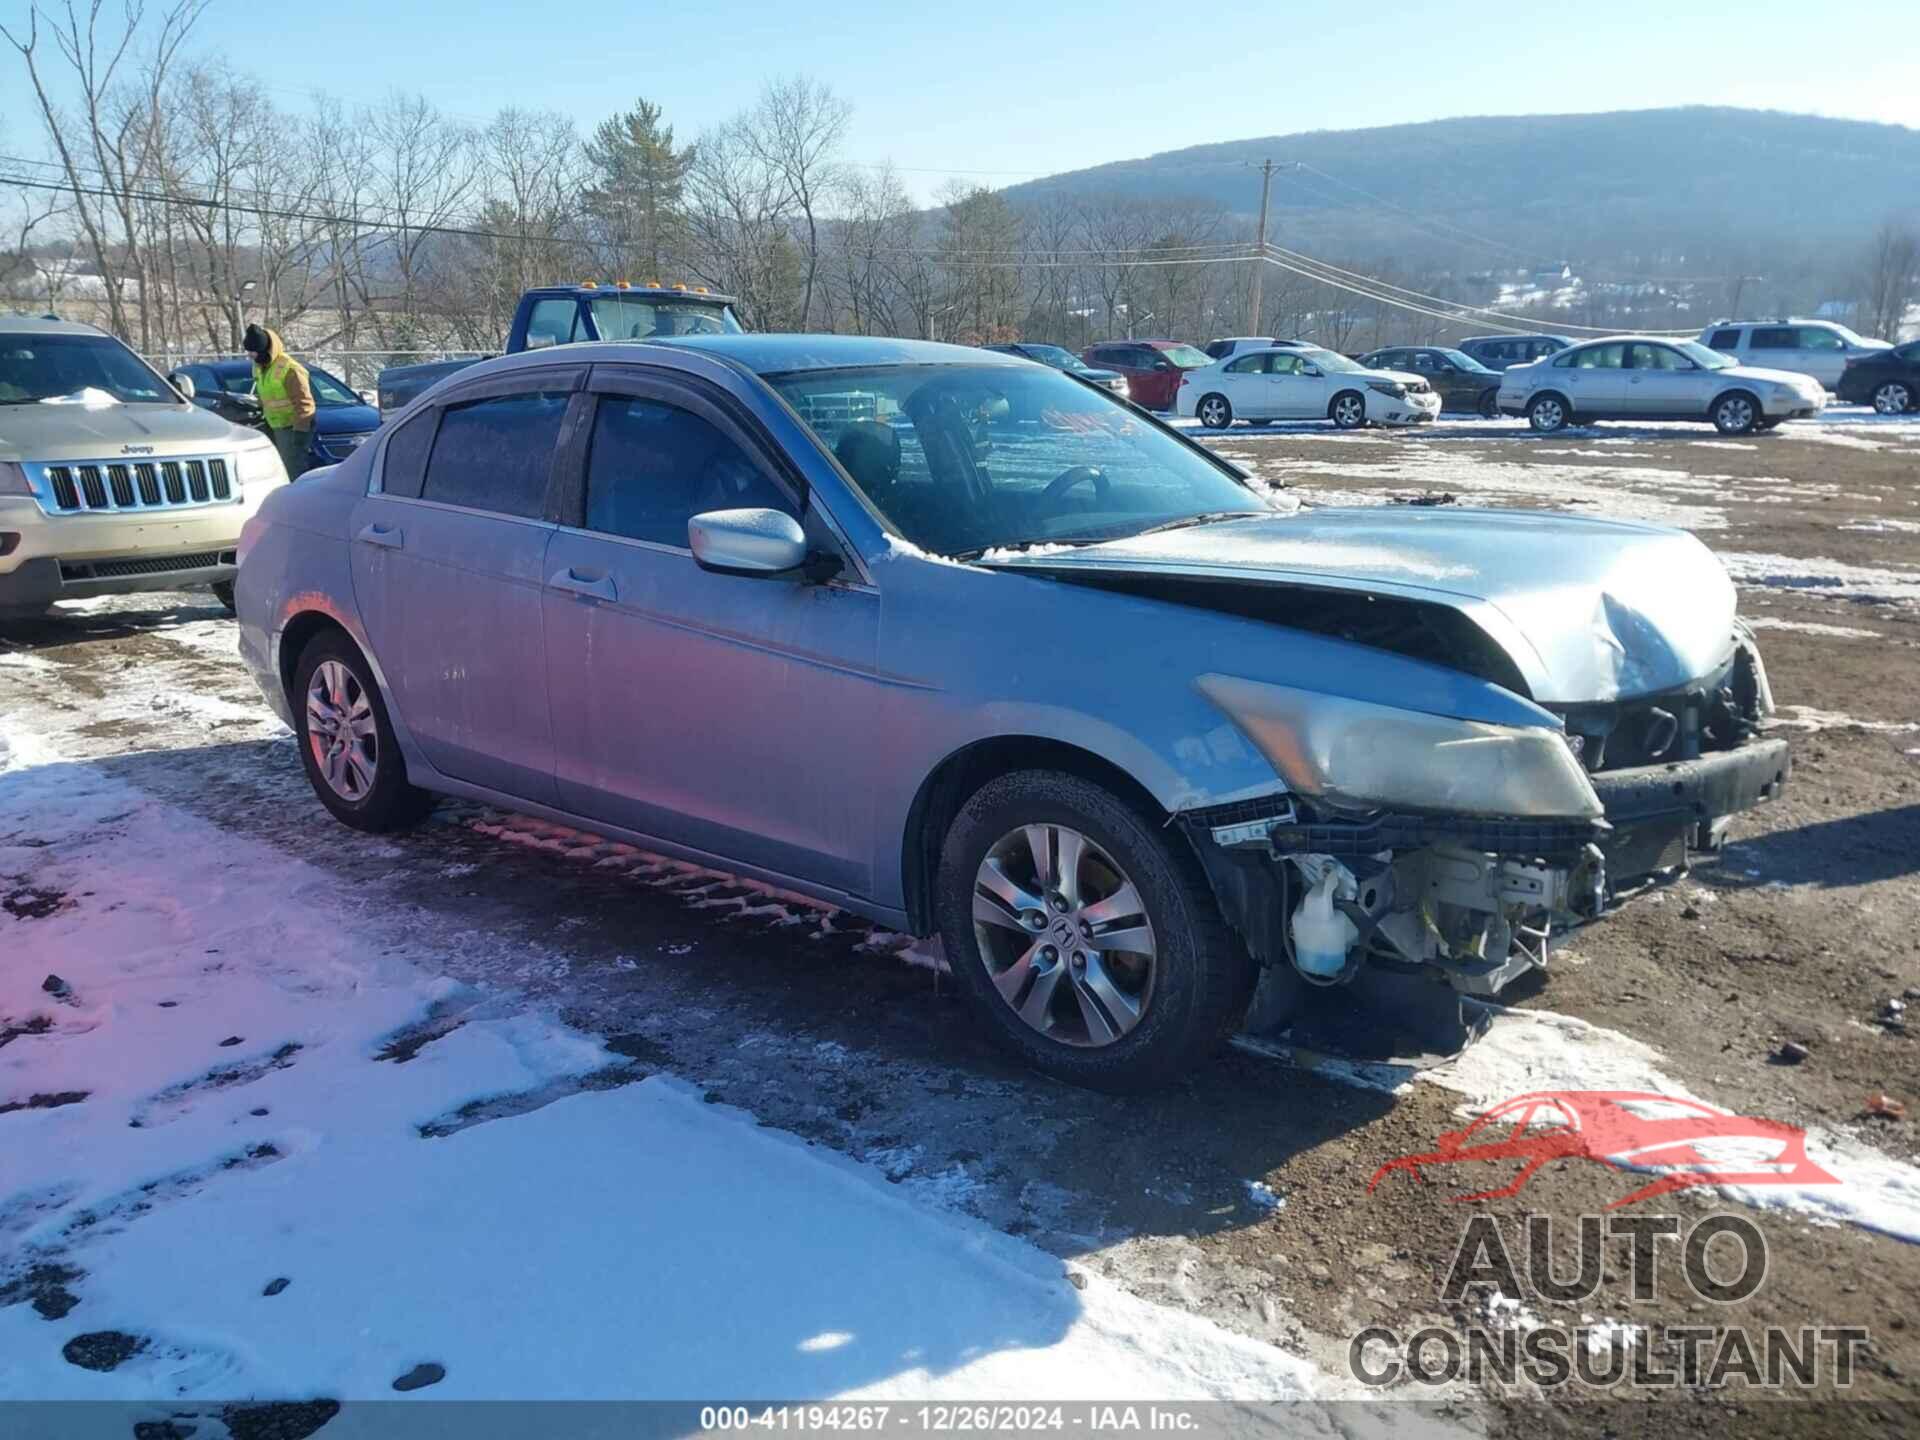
[[1080, 339, 1213, 411], [1368, 1090, 1839, 1208]]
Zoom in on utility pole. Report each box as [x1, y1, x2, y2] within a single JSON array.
[[1246, 159, 1296, 334], [1247, 159, 1276, 335]]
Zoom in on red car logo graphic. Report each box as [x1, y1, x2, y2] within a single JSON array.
[[1368, 1090, 1840, 1208]]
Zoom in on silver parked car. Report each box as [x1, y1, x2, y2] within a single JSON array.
[[236, 337, 1789, 1091], [1498, 336, 1826, 435]]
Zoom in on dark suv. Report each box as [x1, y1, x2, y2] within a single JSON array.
[[1458, 334, 1573, 372], [1358, 345, 1504, 417]]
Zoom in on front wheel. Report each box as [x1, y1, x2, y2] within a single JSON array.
[[1196, 393, 1233, 430], [291, 631, 432, 833], [211, 580, 236, 615], [1478, 390, 1500, 419], [1712, 391, 1761, 436], [1528, 394, 1570, 432], [1874, 381, 1914, 415], [934, 770, 1254, 1093], [1330, 390, 1367, 429]]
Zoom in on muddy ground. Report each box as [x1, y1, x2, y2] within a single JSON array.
[[3, 409, 1918, 1435]]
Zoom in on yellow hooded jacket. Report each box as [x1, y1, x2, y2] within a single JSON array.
[[252, 328, 316, 432]]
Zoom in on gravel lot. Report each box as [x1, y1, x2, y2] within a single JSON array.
[[4, 407, 1918, 1433]]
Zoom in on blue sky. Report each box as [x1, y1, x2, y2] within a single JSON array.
[[17, 0, 1920, 202]]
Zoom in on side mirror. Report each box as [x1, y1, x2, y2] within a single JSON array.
[[1152, 358, 1174, 371], [688, 508, 812, 578], [1302, 364, 1323, 377], [169, 371, 196, 400], [358, 389, 378, 407]]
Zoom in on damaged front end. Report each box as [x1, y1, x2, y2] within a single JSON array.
[[1184, 627, 1788, 1044]]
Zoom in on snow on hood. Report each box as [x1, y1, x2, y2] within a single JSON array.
[[984, 509, 1738, 704], [0, 395, 253, 464]]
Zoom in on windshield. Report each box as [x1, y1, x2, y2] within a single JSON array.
[[1020, 344, 1085, 370], [1437, 348, 1495, 373], [307, 366, 361, 407], [588, 295, 743, 340], [0, 333, 177, 405], [1162, 344, 1213, 369], [1672, 340, 1735, 370], [768, 363, 1270, 558], [1300, 347, 1363, 374]]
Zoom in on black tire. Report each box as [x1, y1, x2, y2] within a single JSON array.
[[1478, 390, 1500, 420], [1711, 390, 1761, 436], [1527, 393, 1571, 432], [1874, 381, 1914, 415], [1754, 418, 1781, 432], [211, 580, 236, 615], [1195, 393, 1232, 430], [291, 630, 432, 833], [933, 769, 1255, 1093], [1329, 390, 1367, 429]]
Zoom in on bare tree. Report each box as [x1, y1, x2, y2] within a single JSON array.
[[1861, 219, 1919, 342], [741, 76, 848, 329], [362, 92, 475, 348], [3, 0, 208, 343]]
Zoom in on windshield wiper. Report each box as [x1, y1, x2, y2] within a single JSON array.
[[1128, 510, 1270, 540], [951, 536, 1106, 562]]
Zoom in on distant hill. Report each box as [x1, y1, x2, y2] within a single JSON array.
[[997, 108, 1920, 272]]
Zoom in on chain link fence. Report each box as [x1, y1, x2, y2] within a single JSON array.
[[143, 349, 488, 395]]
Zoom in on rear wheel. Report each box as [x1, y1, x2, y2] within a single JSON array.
[[1330, 390, 1367, 429], [1874, 381, 1914, 415], [211, 581, 236, 615], [291, 631, 432, 833], [1712, 390, 1761, 435], [1196, 393, 1233, 430], [934, 770, 1254, 1093], [1528, 393, 1570, 432]]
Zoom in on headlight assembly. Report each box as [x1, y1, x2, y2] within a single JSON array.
[[236, 440, 288, 487], [1366, 381, 1407, 399], [1197, 674, 1603, 820]]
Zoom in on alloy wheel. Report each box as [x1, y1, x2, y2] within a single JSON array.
[[1530, 397, 1565, 432], [1332, 395, 1365, 428], [1875, 383, 1912, 415], [971, 823, 1156, 1048], [1716, 395, 1756, 433], [305, 659, 379, 802], [1198, 396, 1229, 429]]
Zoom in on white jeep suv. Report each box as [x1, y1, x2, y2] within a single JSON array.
[[0, 316, 288, 619]]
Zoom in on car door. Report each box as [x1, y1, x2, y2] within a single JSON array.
[[1266, 352, 1322, 416], [1745, 326, 1804, 381], [1794, 326, 1848, 389], [1218, 352, 1269, 416], [348, 365, 583, 804], [1553, 342, 1628, 413], [1621, 342, 1698, 416], [539, 366, 881, 895]]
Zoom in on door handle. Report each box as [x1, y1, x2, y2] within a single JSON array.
[[548, 566, 616, 602], [357, 522, 402, 550]]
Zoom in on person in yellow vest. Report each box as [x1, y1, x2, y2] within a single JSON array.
[[242, 323, 315, 479]]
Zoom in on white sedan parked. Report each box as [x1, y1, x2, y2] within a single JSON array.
[[1176, 346, 1441, 430]]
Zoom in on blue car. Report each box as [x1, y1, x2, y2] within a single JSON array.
[[171, 357, 380, 472], [234, 336, 1788, 1091]]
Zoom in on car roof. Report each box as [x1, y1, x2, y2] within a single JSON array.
[[531, 283, 740, 305], [0, 313, 110, 337], [476, 333, 1027, 379]]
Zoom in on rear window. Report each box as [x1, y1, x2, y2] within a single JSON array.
[[420, 391, 570, 518], [1707, 329, 1742, 351]]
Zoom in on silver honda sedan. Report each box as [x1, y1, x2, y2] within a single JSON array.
[[235, 336, 1789, 1091]]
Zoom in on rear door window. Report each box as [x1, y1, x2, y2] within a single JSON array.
[[1225, 354, 1268, 374], [379, 408, 439, 499], [582, 396, 795, 549], [420, 391, 571, 517], [1750, 327, 1798, 350]]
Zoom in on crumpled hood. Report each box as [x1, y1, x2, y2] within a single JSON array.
[[0, 400, 257, 464], [984, 508, 1738, 704]]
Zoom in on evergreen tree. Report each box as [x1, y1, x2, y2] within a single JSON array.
[[584, 98, 695, 280]]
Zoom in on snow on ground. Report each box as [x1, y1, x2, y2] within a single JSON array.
[[1408, 1006, 1920, 1245], [1719, 552, 1920, 605], [0, 721, 1367, 1410], [1743, 616, 1883, 640]]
